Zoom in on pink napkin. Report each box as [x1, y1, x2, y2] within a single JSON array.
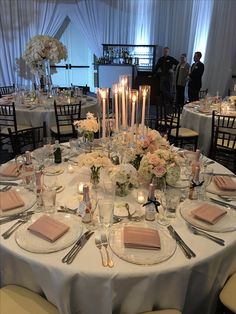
[[0, 189, 25, 212], [123, 226, 161, 250], [213, 176, 236, 191], [0, 163, 20, 177], [28, 215, 70, 242], [192, 203, 227, 224]]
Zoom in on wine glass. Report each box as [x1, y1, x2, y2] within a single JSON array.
[[201, 165, 214, 200]]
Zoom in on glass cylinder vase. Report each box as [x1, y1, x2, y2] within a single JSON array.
[[115, 181, 129, 197]]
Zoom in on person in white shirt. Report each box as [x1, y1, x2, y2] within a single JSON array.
[[175, 53, 190, 107]]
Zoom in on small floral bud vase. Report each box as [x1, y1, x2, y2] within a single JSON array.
[[115, 181, 129, 197], [83, 131, 94, 143], [90, 165, 100, 189]]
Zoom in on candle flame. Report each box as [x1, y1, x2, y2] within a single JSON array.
[[101, 90, 106, 99], [132, 95, 136, 102], [143, 89, 147, 97]]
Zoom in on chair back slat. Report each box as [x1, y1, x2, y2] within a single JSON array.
[[0, 103, 17, 131], [210, 110, 236, 172], [0, 85, 15, 97], [53, 101, 81, 141], [8, 122, 47, 156]]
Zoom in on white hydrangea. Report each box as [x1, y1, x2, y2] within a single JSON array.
[[23, 35, 67, 75]]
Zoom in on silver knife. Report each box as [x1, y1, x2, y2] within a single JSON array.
[[209, 198, 236, 210], [62, 231, 93, 264], [168, 225, 196, 258], [212, 173, 236, 177], [0, 211, 35, 225], [0, 181, 19, 186]]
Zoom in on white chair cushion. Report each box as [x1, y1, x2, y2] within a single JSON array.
[[50, 125, 73, 135], [0, 285, 59, 314], [219, 272, 236, 312], [171, 127, 198, 138]]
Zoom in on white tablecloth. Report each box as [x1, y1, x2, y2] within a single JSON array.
[[15, 97, 98, 134], [1, 161, 236, 314], [0, 95, 98, 134], [181, 104, 213, 156]]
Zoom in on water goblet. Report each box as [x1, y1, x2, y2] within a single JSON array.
[[98, 199, 114, 229], [201, 165, 214, 200]]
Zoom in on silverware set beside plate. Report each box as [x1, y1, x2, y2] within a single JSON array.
[[95, 233, 114, 267], [62, 231, 94, 264], [1, 215, 32, 239]]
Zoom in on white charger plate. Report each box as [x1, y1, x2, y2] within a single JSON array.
[[0, 186, 36, 217], [109, 222, 176, 265], [180, 199, 236, 232], [15, 213, 83, 253]]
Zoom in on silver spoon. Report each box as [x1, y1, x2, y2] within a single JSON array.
[[125, 203, 142, 222]]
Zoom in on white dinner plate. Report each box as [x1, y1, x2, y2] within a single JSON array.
[[109, 222, 176, 265], [180, 199, 236, 233], [43, 166, 64, 176], [15, 213, 83, 253], [0, 186, 36, 217], [206, 179, 236, 197], [0, 162, 21, 181]]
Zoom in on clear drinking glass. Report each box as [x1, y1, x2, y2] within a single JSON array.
[[98, 199, 114, 228], [165, 185, 181, 219], [201, 165, 214, 200], [42, 187, 56, 214], [154, 178, 169, 226]]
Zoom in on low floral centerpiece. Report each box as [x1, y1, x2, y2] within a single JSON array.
[[112, 126, 170, 169], [77, 151, 112, 187], [109, 163, 138, 196], [74, 112, 99, 142], [23, 35, 67, 89], [138, 148, 182, 186]]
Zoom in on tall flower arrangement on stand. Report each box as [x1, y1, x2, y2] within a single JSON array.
[[22, 35, 67, 89]]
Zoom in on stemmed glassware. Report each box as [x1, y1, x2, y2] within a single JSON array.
[[200, 165, 214, 200]]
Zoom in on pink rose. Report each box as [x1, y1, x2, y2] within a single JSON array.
[[148, 155, 161, 166], [142, 138, 151, 149], [153, 165, 166, 177]]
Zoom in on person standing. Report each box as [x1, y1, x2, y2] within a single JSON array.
[[153, 47, 178, 105], [175, 53, 190, 107], [188, 51, 204, 102]]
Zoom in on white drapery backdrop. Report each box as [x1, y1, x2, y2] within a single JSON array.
[[0, 0, 236, 96]]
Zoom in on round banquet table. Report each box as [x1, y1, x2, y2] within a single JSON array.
[[181, 102, 236, 156], [0, 158, 236, 314], [0, 95, 98, 134]]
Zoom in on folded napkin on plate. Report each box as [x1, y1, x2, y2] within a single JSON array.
[[123, 226, 161, 250], [213, 176, 236, 191], [28, 215, 69, 242], [0, 163, 20, 177], [192, 203, 227, 224], [0, 189, 25, 211]]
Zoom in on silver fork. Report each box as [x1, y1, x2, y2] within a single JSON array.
[[101, 233, 114, 268], [219, 195, 236, 202], [95, 237, 107, 267], [188, 224, 225, 246], [2, 216, 31, 239]]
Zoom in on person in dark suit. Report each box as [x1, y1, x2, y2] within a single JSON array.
[[188, 51, 204, 102], [153, 47, 178, 105]]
